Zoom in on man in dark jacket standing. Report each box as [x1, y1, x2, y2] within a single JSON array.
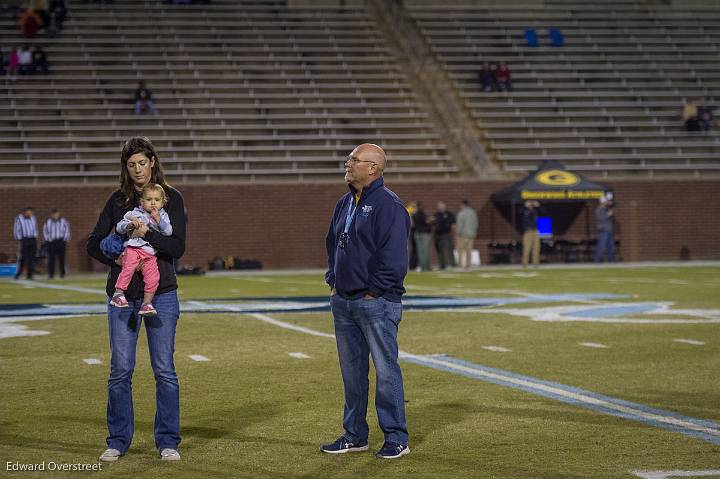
[[322, 143, 411, 460]]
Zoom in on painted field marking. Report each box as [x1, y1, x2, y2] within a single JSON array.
[[579, 342, 609, 349], [13, 280, 105, 295], [288, 352, 311, 359], [244, 312, 720, 446], [482, 346, 512, 353], [401, 354, 720, 445], [188, 355, 210, 362], [83, 358, 102, 365], [673, 339, 706, 346], [631, 470, 720, 479]]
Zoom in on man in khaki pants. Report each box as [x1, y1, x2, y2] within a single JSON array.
[[522, 200, 540, 267], [455, 200, 478, 270]]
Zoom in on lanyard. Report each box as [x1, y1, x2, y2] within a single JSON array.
[[343, 195, 359, 234]]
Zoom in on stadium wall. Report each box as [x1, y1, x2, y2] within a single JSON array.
[[0, 180, 718, 274]]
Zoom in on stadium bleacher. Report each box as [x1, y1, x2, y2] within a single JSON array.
[[406, 0, 720, 177], [0, 0, 452, 184]]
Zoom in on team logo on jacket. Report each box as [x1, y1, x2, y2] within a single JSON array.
[[361, 205, 373, 216]]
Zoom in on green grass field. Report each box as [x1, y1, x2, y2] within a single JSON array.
[[1, 265, 719, 478]]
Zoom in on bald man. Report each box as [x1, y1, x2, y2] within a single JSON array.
[[322, 144, 411, 459]]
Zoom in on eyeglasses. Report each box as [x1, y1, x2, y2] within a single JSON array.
[[345, 155, 376, 166]]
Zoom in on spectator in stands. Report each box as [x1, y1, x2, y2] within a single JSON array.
[[432, 201, 455, 270], [30, 0, 51, 30], [478, 62, 497, 92], [455, 199, 478, 270], [594, 195, 615, 263], [43, 208, 70, 279], [406, 200, 418, 270], [412, 201, 432, 271], [134, 80, 158, 115], [7, 47, 20, 79], [87, 136, 185, 463], [49, 0, 67, 33], [18, 45, 33, 75], [522, 200, 541, 267], [0, 50, 6, 76], [20, 8, 42, 38], [13, 206, 38, 280], [31, 45, 49, 74], [698, 102, 714, 131], [683, 99, 701, 132], [494, 61, 512, 92]]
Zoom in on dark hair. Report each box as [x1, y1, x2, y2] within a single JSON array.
[[461, 200, 469, 206], [50, 208, 58, 213], [119, 136, 169, 206]]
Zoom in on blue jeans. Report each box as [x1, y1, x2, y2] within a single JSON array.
[[331, 295, 408, 445], [594, 230, 615, 263], [106, 290, 181, 453]]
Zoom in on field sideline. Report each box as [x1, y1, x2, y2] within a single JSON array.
[[1, 264, 719, 478]]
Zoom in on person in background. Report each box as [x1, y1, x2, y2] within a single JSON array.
[[455, 199, 479, 270], [522, 200, 541, 268], [134, 80, 158, 115], [432, 201, 455, 270], [478, 62, 497, 92], [49, 0, 67, 33], [683, 99, 701, 132], [31, 45, 49, 74], [494, 61, 512, 92], [406, 201, 418, 271], [594, 195, 615, 263], [13, 207, 38, 280], [8, 47, 20, 79], [412, 201, 432, 271], [43, 208, 70, 279], [18, 45, 33, 74]]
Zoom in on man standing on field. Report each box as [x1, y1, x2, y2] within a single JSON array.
[[322, 143, 411, 459]]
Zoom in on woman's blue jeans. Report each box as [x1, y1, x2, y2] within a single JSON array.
[[106, 290, 180, 453]]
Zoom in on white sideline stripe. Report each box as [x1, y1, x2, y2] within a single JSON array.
[[631, 470, 720, 479], [188, 355, 210, 362], [482, 346, 511, 353], [579, 342, 609, 349], [288, 352, 311, 359], [13, 280, 106, 295], [673, 339, 706, 346], [246, 313, 720, 440], [83, 358, 102, 365]]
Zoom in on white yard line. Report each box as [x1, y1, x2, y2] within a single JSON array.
[[188, 355, 210, 362], [673, 339, 706, 346], [579, 342, 609, 349], [288, 352, 311, 359]]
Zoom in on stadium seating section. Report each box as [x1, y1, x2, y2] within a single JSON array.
[[2, 0, 719, 184]]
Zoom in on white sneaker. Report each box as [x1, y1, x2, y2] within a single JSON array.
[[160, 448, 181, 461], [99, 448, 121, 462]]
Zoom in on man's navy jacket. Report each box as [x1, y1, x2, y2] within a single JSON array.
[[325, 177, 410, 302]]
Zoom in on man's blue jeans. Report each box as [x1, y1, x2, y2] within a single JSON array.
[[594, 230, 615, 263], [106, 290, 181, 453], [331, 295, 408, 446]]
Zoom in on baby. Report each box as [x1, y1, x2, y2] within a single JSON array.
[[110, 183, 172, 316]]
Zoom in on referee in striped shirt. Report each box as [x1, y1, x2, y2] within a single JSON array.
[[13, 207, 38, 280], [43, 208, 71, 279]]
